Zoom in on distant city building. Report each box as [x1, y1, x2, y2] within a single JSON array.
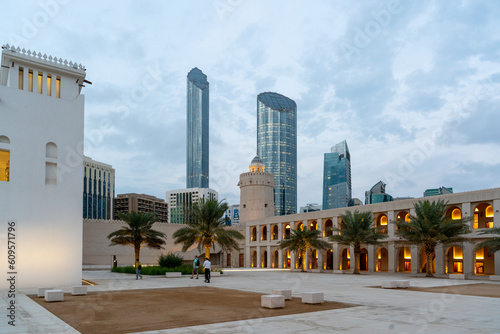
[[186, 67, 209, 189], [322, 140, 351, 210], [257, 92, 297, 216], [114, 193, 168, 223], [224, 204, 240, 226], [424, 187, 453, 197], [393, 197, 415, 201], [83, 156, 115, 220], [166, 188, 218, 224], [238, 155, 276, 223], [300, 204, 321, 213], [365, 181, 393, 204], [351, 198, 363, 206]]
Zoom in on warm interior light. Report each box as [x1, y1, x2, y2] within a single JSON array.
[[346, 250, 350, 259], [476, 248, 484, 260], [475, 207, 479, 212], [485, 205, 494, 218], [453, 247, 463, 259], [486, 222, 494, 228], [404, 247, 411, 259], [405, 214, 410, 222], [451, 208, 462, 220], [380, 216, 388, 225]]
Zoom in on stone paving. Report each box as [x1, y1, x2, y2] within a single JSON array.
[[1, 269, 500, 333]]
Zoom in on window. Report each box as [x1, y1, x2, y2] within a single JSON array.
[[47, 74, 52, 96], [28, 70, 33, 92], [38, 71, 43, 94], [45, 142, 57, 185], [56, 76, 61, 98], [18, 67, 24, 90], [0, 135, 10, 182]]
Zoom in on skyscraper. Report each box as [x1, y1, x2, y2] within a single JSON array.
[[186, 68, 209, 188], [323, 140, 352, 210], [257, 92, 297, 216]]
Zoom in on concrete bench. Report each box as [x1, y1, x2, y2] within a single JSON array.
[[45, 289, 64, 302], [38, 287, 54, 297], [490, 275, 500, 281], [396, 280, 410, 288], [302, 292, 324, 304], [272, 289, 292, 300], [261, 294, 285, 309], [449, 274, 465, 280], [72, 286, 87, 295], [165, 272, 182, 278], [210, 271, 221, 277], [381, 281, 398, 289]]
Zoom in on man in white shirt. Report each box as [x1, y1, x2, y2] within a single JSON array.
[[203, 257, 211, 283]]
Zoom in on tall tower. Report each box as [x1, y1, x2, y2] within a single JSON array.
[[238, 155, 275, 223], [257, 92, 297, 216], [322, 140, 351, 210], [186, 67, 209, 188]]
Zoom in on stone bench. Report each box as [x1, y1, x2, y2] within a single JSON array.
[[72, 286, 87, 296], [210, 271, 221, 277], [382, 280, 410, 289], [38, 287, 54, 297], [261, 294, 285, 309], [45, 289, 64, 302], [272, 289, 292, 300], [449, 274, 465, 280], [165, 272, 182, 278], [302, 292, 324, 304]]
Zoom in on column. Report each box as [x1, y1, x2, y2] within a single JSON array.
[[317, 218, 323, 237], [245, 246, 250, 268], [304, 248, 309, 271], [493, 199, 500, 229], [435, 245, 445, 275], [411, 245, 419, 274], [317, 248, 324, 271], [388, 241, 396, 273], [462, 202, 472, 229], [463, 242, 473, 278], [266, 223, 270, 242], [256, 246, 261, 268], [367, 245, 375, 272], [387, 210, 395, 237], [290, 251, 296, 270], [349, 245, 355, 273], [278, 248, 284, 269], [332, 243, 340, 271], [267, 245, 271, 268]]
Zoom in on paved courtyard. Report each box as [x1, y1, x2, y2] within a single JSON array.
[[2, 269, 500, 333]]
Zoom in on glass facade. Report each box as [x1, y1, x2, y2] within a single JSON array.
[[83, 157, 115, 220], [323, 140, 351, 210], [186, 68, 209, 188], [257, 92, 297, 216]]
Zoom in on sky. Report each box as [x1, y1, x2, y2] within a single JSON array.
[[2, 1, 499, 209]]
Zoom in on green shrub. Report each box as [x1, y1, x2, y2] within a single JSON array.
[[158, 252, 184, 268], [111, 265, 198, 275]]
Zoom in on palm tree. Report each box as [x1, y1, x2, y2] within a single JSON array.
[[395, 199, 470, 277], [107, 211, 167, 266], [476, 227, 500, 254], [173, 199, 244, 259], [278, 226, 331, 272], [330, 210, 388, 274]]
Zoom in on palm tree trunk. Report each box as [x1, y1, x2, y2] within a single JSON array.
[[301, 250, 307, 272], [205, 245, 211, 261], [425, 247, 434, 277], [353, 246, 360, 274], [135, 247, 140, 265]]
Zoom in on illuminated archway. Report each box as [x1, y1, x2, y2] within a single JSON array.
[[325, 249, 333, 270], [340, 248, 350, 270], [475, 246, 495, 275], [251, 227, 257, 241], [446, 246, 463, 274], [309, 249, 318, 269], [376, 247, 388, 272], [360, 248, 368, 271], [474, 203, 494, 229], [262, 250, 267, 268], [419, 247, 435, 274], [272, 250, 279, 268], [398, 246, 412, 272], [283, 224, 291, 238], [309, 220, 317, 231], [376, 214, 388, 234], [271, 225, 278, 240], [251, 251, 257, 267], [261, 226, 267, 241], [396, 211, 410, 230], [324, 219, 333, 237]]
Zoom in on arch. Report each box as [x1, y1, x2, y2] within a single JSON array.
[[251, 251, 257, 267], [419, 247, 435, 274], [376, 247, 388, 272], [396, 211, 410, 230], [309, 220, 317, 231], [325, 249, 333, 270], [0, 135, 10, 144], [296, 222, 303, 230], [285, 250, 291, 268], [376, 213, 388, 234], [251, 227, 257, 241], [474, 203, 494, 229], [271, 225, 279, 240], [474, 246, 495, 275], [398, 246, 412, 272], [45, 142, 57, 158], [261, 225, 267, 241], [283, 224, 291, 239], [262, 250, 267, 268], [360, 248, 368, 271], [445, 246, 463, 274], [309, 249, 318, 269], [324, 219, 333, 237], [340, 248, 350, 270], [272, 250, 279, 268], [337, 218, 344, 235]]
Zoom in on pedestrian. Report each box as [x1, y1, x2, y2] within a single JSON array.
[[135, 259, 142, 280], [191, 255, 200, 279], [203, 257, 211, 283]]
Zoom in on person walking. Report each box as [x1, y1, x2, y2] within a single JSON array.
[[135, 259, 142, 280], [203, 257, 211, 283], [191, 255, 200, 279]]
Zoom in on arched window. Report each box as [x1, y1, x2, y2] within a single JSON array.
[[45, 142, 58, 185], [0, 135, 10, 182]]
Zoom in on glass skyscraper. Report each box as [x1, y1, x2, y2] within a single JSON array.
[[186, 68, 209, 188], [257, 92, 297, 216], [322, 140, 351, 210]]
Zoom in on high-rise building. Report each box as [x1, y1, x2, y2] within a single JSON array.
[[83, 156, 115, 220], [223, 204, 240, 226], [322, 140, 352, 210], [166, 188, 218, 224], [113, 193, 168, 223], [424, 187, 453, 197], [257, 92, 297, 216], [186, 68, 209, 188], [365, 181, 393, 204]]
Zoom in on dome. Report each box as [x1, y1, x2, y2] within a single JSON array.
[[249, 154, 265, 173], [251, 155, 263, 165]]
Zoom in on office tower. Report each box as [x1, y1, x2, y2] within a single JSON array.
[[83, 156, 115, 220], [257, 92, 297, 216], [365, 181, 393, 204], [113, 193, 169, 223], [186, 68, 209, 188], [322, 140, 352, 210], [424, 187, 453, 197], [0, 44, 86, 289], [166, 188, 218, 224]]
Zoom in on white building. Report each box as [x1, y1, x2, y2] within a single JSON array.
[[166, 188, 218, 224], [0, 44, 88, 289], [83, 156, 115, 220]]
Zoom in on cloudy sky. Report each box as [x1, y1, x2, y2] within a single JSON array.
[[2, 1, 499, 208]]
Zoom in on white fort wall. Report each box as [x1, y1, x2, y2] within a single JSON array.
[[0, 46, 85, 289]]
